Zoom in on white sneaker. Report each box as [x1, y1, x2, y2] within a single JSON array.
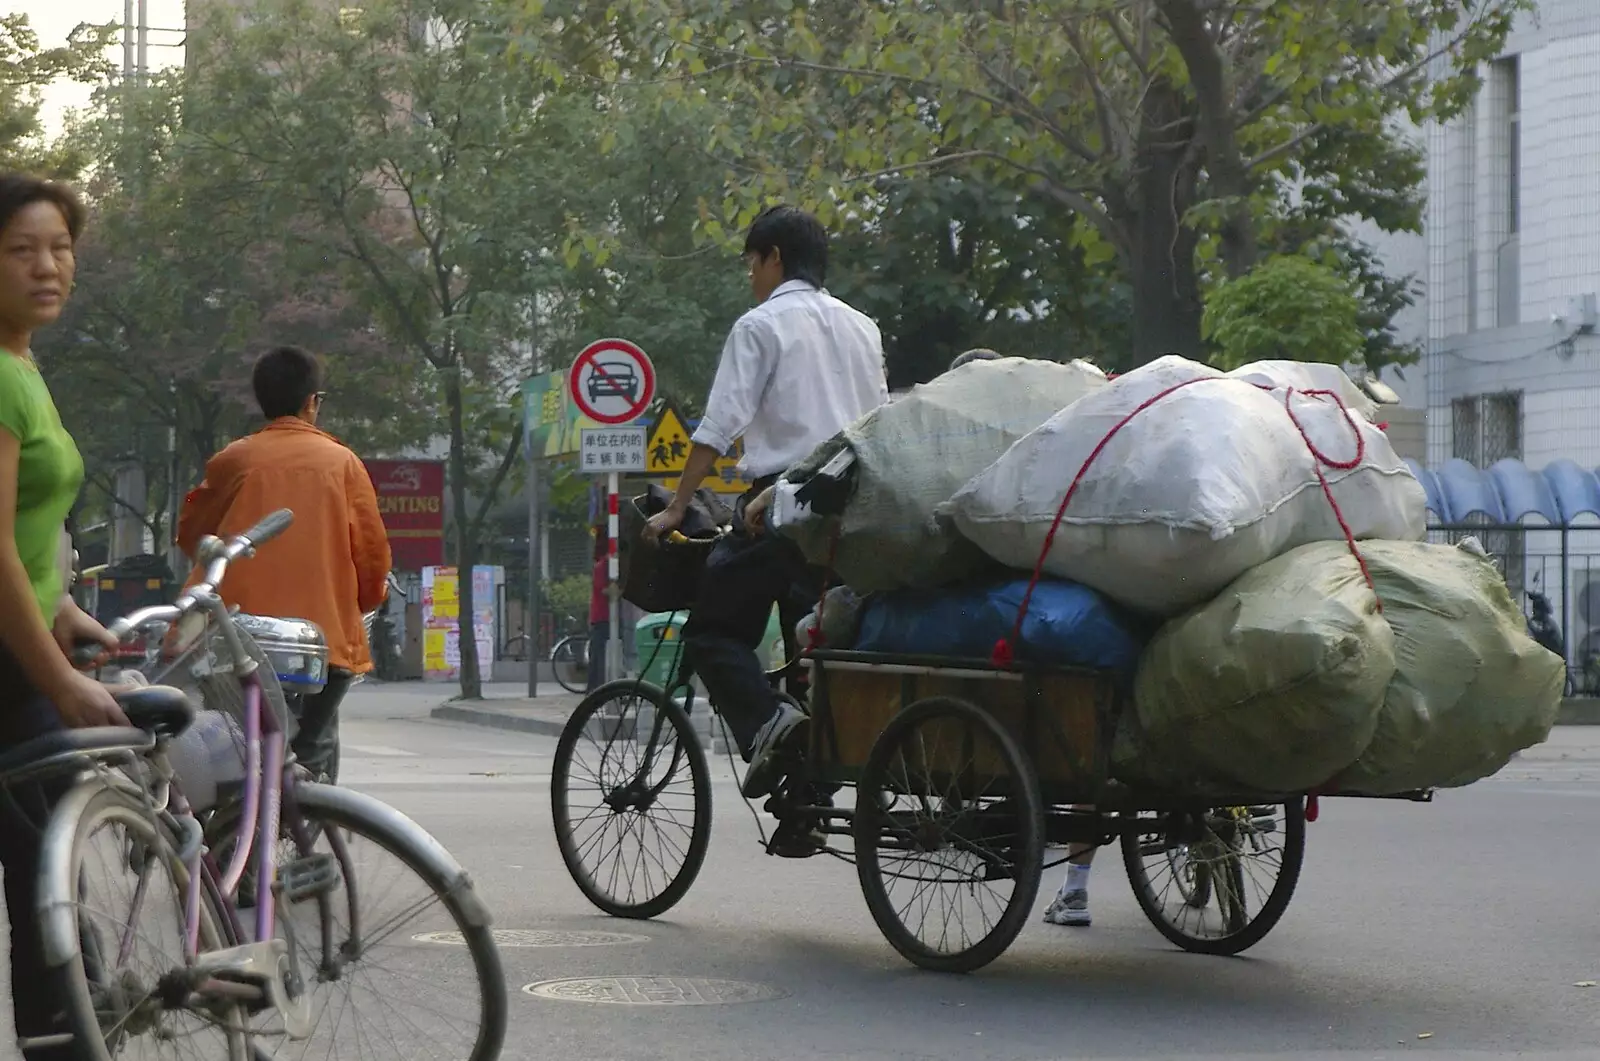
[[1043, 889, 1091, 927]]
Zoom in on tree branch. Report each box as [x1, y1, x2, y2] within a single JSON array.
[[467, 417, 525, 545]]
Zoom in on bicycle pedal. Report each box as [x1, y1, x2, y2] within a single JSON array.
[[278, 853, 341, 902]]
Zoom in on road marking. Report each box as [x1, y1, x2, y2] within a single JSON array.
[[344, 743, 421, 758], [523, 976, 786, 1005]]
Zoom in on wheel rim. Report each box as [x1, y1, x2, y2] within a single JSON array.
[[1128, 804, 1292, 942], [858, 700, 1042, 965], [555, 686, 705, 913], [243, 809, 497, 1060], [552, 640, 588, 693], [69, 796, 245, 1060]]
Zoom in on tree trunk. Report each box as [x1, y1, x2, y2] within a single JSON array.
[[444, 365, 482, 700], [1154, 0, 1258, 279], [1121, 81, 1205, 365]]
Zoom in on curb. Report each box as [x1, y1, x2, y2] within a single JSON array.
[[430, 698, 740, 754], [429, 704, 569, 738], [1558, 699, 1600, 725]]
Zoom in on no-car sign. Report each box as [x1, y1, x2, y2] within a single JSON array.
[[568, 338, 656, 426]]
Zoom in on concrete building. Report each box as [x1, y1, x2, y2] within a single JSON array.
[[1420, 0, 1600, 471]]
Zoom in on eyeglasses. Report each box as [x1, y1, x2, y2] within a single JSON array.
[[313, 391, 327, 407]]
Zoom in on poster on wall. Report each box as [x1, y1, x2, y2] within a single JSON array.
[[421, 565, 503, 682]]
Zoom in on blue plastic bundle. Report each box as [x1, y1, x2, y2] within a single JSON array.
[[853, 578, 1149, 673]]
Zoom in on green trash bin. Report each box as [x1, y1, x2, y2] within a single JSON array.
[[635, 612, 687, 687], [636, 607, 787, 687], [761, 605, 786, 670]]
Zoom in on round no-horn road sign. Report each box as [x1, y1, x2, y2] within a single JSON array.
[[568, 338, 656, 425]]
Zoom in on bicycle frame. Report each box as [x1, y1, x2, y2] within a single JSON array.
[[109, 531, 292, 959]]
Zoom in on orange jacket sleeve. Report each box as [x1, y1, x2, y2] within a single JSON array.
[[346, 454, 392, 614], [177, 452, 237, 559]]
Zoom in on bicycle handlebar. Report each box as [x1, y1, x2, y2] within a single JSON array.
[[104, 509, 296, 643]]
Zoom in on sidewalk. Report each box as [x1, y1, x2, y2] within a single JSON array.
[[428, 680, 587, 738]]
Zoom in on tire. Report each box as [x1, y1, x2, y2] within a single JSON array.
[[41, 779, 247, 1061], [854, 696, 1046, 973], [205, 787, 507, 1061], [551, 679, 712, 919], [1121, 799, 1306, 957], [551, 636, 589, 694]]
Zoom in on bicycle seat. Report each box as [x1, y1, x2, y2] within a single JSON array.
[[0, 727, 155, 785], [115, 685, 196, 739]]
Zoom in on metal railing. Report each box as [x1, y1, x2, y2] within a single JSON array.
[[1427, 522, 1600, 694]]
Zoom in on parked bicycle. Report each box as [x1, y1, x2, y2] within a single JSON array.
[[549, 621, 590, 694], [12, 510, 505, 1061]]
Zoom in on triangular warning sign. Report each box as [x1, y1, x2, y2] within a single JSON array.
[[645, 406, 692, 474]]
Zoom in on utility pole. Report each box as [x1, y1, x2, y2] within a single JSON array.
[[136, 0, 150, 84]]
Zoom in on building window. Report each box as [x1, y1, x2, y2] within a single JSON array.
[[1451, 390, 1525, 591], [1452, 391, 1522, 466]]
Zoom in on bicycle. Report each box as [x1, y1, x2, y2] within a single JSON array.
[[15, 510, 506, 1061], [549, 626, 590, 694]]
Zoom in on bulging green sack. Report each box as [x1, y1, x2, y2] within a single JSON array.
[[1332, 540, 1564, 794], [1130, 546, 1395, 793], [1125, 539, 1564, 797]]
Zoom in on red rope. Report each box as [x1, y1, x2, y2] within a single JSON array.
[[990, 378, 1381, 668]]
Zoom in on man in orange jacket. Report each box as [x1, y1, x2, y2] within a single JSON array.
[[178, 345, 391, 783]]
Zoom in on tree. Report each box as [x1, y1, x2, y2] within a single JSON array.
[[1202, 255, 1363, 369], [174, 0, 601, 697], [37, 78, 425, 560], [0, 15, 115, 177], [571, 0, 1523, 366], [826, 176, 1131, 384]]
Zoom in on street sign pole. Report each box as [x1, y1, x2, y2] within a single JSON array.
[[568, 338, 657, 687], [606, 472, 621, 682]]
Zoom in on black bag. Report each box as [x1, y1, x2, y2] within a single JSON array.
[[619, 484, 734, 614]]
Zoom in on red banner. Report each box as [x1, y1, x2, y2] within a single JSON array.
[[364, 459, 445, 570]]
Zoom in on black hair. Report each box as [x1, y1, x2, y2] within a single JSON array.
[[252, 345, 324, 419], [0, 173, 86, 243], [948, 348, 1004, 372], [743, 204, 828, 288]]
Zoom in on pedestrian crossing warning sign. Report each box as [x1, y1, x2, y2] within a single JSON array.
[[646, 407, 692, 473], [645, 404, 749, 493]]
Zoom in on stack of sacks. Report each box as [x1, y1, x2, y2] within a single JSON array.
[[938, 355, 1425, 616], [778, 356, 1106, 593]]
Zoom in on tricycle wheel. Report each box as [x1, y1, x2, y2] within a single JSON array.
[[854, 696, 1045, 973], [1121, 798, 1305, 956], [551, 679, 711, 919]]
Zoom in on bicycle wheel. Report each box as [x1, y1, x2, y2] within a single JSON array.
[[551, 636, 589, 694], [854, 697, 1046, 973], [39, 778, 247, 1061], [1121, 800, 1306, 956], [204, 784, 506, 1061], [552, 679, 712, 919]]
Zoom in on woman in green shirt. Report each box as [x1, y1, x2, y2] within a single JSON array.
[[0, 174, 126, 1061]]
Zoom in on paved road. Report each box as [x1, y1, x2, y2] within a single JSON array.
[[5, 684, 1599, 1059]]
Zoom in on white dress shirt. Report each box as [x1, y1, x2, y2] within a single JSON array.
[[691, 280, 888, 480]]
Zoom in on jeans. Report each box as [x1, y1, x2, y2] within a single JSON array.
[[0, 648, 83, 1060], [682, 483, 820, 758], [586, 621, 609, 692], [286, 667, 354, 784]]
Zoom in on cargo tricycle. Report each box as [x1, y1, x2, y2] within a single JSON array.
[[550, 638, 1430, 973]]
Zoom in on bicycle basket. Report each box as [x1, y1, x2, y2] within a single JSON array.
[[620, 484, 732, 614]]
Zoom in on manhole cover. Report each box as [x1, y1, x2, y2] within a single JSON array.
[[415, 929, 649, 948], [522, 976, 787, 1006]]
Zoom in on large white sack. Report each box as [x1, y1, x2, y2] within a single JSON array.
[[1224, 360, 1379, 422], [780, 356, 1107, 592], [940, 355, 1427, 616]]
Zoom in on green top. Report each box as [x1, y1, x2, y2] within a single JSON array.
[[0, 352, 83, 624]]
